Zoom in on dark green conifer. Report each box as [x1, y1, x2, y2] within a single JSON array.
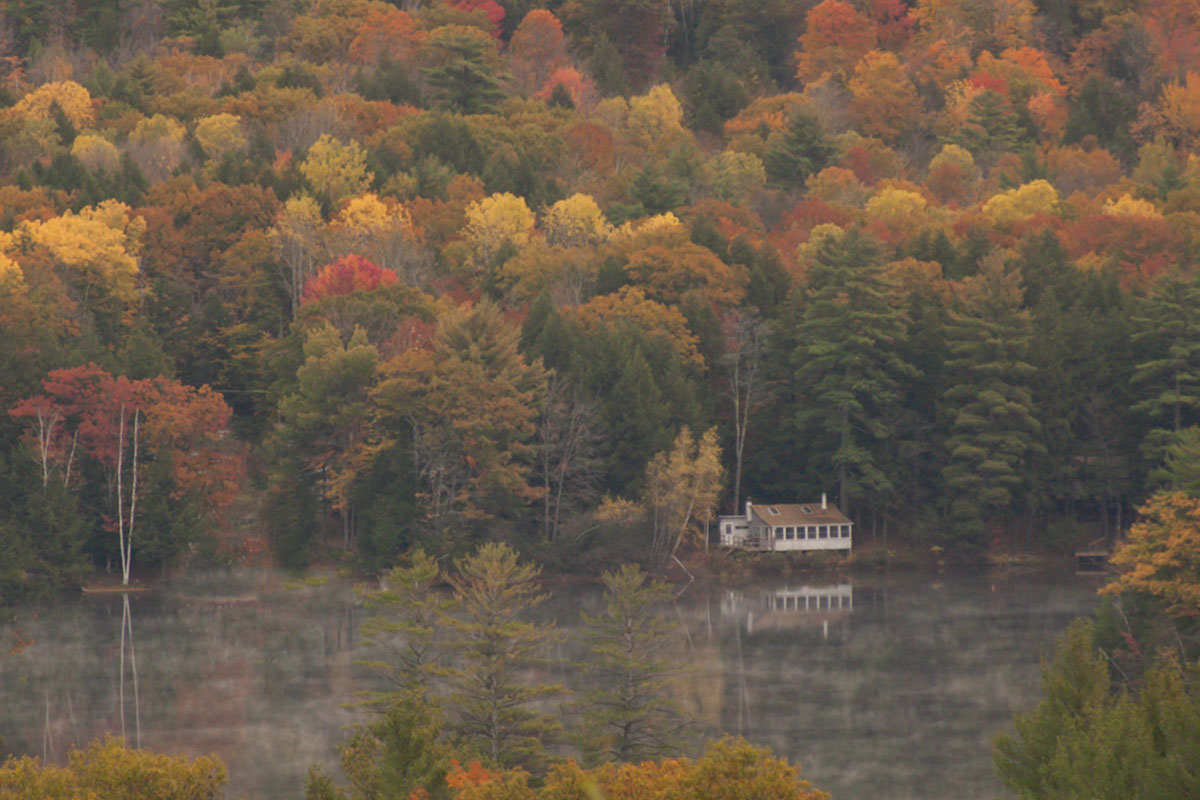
[[763, 109, 835, 189], [578, 564, 691, 764], [940, 255, 1043, 543], [422, 30, 507, 115], [793, 229, 915, 515]]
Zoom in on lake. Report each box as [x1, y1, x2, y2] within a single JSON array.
[[0, 566, 1104, 800]]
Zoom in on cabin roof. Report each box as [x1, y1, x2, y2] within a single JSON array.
[[750, 503, 852, 527]]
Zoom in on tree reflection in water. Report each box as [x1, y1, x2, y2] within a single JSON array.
[[118, 593, 140, 748]]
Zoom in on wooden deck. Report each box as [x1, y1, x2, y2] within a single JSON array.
[[1075, 536, 1111, 573], [726, 536, 773, 552]]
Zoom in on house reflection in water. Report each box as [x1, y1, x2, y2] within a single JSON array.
[[721, 584, 853, 639]]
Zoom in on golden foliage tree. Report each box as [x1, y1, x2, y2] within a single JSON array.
[[301, 134, 374, 206], [981, 179, 1059, 224], [194, 112, 246, 161], [463, 192, 536, 268], [847, 51, 920, 142], [1103, 492, 1200, 620], [11, 80, 95, 128], [15, 200, 145, 303], [71, 134, 120, 173], [568, 286, 703, 367], [328, 192, 423, 282], [627, 85, 687, 151], [270, 194, 326, 318], [642, 426, 723, 566], [1154, 71, 1200, 150], [542, 193, 610, 248], [0, 736, 226, 800]]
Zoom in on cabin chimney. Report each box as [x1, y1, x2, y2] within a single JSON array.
[[745, 499, 752, 519], [821, 493, 827, 510]]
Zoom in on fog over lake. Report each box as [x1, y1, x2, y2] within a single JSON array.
[[0, 567, 1102, 800]]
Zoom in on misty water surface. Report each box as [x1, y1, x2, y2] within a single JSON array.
[[0, 567, 1103, 800]]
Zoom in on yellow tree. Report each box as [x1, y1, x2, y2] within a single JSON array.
[[1154, 72, 1200, 151], [328, 192, 425, 283], [12, 80, 95, 128], [627, 85, 687, 151], [463, 192, 536, 268], [17, 200, 145, 303], [128, 113, 186, 182], [0, 737, 226, 800], [642, 426, 723, 567], [194, 112, 246, 161], [542, 193, 611, 248], [301, 134, 373, 207], [270, 194, 326, 318], [1103, 492, 1200, 620], [71, 134, 120, 173], [981, 179, 1059, 225]]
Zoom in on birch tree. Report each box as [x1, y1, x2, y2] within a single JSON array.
[[270, 195, 325, 319], [719, 311, 770, 515]]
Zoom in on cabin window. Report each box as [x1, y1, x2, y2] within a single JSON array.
[[819, 526, 828, 539], [786, 526, 795, 540], [841, 525, 850, 538], [775, 527, 783, 539]]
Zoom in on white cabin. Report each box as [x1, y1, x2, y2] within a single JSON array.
[[718, 495, 852, 553]]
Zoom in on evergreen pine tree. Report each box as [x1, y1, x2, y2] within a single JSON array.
[[951, 90, 1022, 167], [422, 30, 507, 115], [1131, 269, 1200, 465], [441, 542, 564, 773], [793, 229, 915, 516], [360, 549, 459, 695], [940, 255, 1043, 544], [306, 688, 452, 800], [577, 564, 691, 764], [763, 109, 836, 189]]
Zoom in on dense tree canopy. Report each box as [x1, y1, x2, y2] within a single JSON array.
[[2, 0, 1200, 585]]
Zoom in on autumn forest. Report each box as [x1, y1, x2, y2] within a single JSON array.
[[6, 0, 1200, 796]]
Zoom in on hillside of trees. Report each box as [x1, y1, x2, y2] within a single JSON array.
[[3, 0, 1200, 595]]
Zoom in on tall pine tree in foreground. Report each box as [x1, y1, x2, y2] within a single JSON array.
[[578, 564, 692, 764], [940, 255, 1042, 545], [441, 542, 564, 773], [792, 228, 914, 517]]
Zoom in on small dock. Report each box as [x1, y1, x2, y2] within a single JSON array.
[[1075, 538, 1111, 573]]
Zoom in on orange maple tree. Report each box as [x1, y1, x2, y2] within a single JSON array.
[[1104, 492, 1200, 619]]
